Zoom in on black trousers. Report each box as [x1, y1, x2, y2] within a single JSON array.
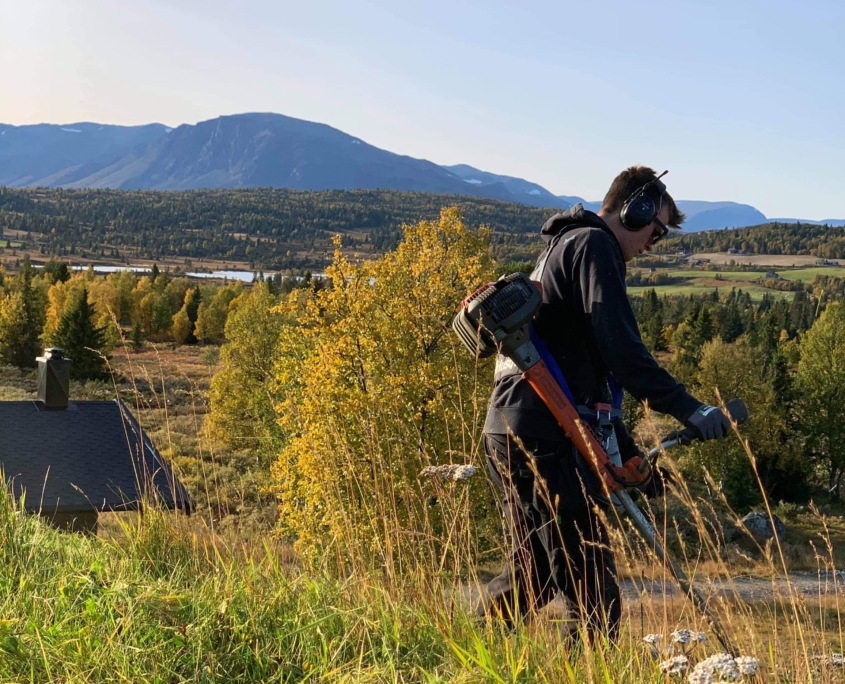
[[479, 433, 621, 640]]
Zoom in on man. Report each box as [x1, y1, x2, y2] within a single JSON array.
[[479, 166, 731, 639]]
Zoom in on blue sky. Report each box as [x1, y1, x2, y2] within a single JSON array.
[[1, 0, 843, 217]]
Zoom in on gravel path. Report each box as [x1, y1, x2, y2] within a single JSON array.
[[460, 571, 845, 611], [621, 570, 845, 603]]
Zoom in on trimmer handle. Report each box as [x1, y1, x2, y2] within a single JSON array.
[[664, 398, 749, 446], [641, 399, 749, 472], [725, 398, 749, 425]]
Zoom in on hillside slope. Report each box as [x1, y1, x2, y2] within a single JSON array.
[[0, 122, 168, 187]]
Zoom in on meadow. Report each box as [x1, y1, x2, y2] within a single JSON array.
[[627, 265, 845, 300], [3, 341, 845, 682]]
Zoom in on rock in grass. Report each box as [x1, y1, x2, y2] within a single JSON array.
[[741, 510, 786, 542], [419, 464, 477, 482]]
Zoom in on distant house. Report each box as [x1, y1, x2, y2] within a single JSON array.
[[765, 271, 780, 279], [820, 259, 840, 267], [0, 349, 193, 533]]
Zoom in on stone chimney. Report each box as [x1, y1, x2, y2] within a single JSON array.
[[37, 348, 72, 410]]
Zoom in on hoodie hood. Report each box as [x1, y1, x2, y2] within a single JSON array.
[[540, 203, 613, 245]]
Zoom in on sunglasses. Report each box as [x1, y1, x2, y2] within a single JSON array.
[[650, 217, 669, 245]]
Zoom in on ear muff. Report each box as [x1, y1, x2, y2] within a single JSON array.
[[620, 172, 669, 232]]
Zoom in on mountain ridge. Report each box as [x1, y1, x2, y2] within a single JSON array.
[[1, 113, 840, 230]]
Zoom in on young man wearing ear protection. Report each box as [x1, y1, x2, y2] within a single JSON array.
[[479, 165, 731, 639]]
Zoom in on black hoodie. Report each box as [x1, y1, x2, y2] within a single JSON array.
[[484, 205, 702, 440]]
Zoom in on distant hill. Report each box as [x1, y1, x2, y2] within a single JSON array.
[[557, 196, 602, 212], [443, 164, 568, 209], [677, 202, 767, 232], [0, 122, 169, 187], [552, 197, 769, 233], [0, 112, 840, 227], [659, 222, 845, 259], [770, 217, 845, 227]]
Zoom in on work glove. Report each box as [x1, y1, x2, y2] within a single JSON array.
[[685, 404, 732, 441]]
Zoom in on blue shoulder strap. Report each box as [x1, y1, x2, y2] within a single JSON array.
[[607, 372, 624, 410], [529, 324, 576, 405]]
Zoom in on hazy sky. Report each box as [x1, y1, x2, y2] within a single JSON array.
[[1, 0, 843, 217]]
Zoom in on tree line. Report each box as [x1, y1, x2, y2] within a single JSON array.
[[0, 186, 550, 270], [659, 222, 845, 258], [0, 256, 315, 380]]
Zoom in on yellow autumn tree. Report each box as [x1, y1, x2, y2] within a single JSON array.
[[271, 208, 498, 572]]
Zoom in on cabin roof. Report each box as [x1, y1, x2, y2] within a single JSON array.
[[0, 399, 193, 514]]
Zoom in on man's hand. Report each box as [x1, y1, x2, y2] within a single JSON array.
[[686, 404, 731, 441]]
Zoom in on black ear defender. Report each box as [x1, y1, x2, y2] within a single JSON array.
[[620, 170, 669, 231]]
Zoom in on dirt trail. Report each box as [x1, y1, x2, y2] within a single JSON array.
[[461, 571, 845, 610], [620, 570, 845, 603]]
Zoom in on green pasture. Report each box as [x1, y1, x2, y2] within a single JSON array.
[[777, 266, 845, 281], [628, 266, 845, 300], [628, 282, 790, 300]]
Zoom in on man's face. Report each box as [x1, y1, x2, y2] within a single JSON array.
[[618, 205, 671, 262]]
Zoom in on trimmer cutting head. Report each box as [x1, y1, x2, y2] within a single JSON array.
[[452, 272, 542, 359]]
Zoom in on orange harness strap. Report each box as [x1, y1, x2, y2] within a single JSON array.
[[521, 362, 650, 495]]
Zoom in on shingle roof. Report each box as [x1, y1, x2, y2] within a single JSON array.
[[0, 399, 193, 514]]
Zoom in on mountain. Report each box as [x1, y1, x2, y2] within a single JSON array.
[[0, 112, 840, 227], [0, 122, 169, 188], [557, 195, 602, 212], [443, 164, 568, 209], [676, 201, 767, 232], [553, 198, 769, 233], [0, 114, 564, 207]]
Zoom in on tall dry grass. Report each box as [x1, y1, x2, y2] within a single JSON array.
[[2, 337, 845, 681]]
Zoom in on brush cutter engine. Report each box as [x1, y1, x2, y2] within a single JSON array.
[[452, 272, 543, 369]]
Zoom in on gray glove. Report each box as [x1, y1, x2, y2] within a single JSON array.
[[686, 404, 731, 441]]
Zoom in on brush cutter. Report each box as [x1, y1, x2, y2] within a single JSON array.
[[453, 272, 747, 655]]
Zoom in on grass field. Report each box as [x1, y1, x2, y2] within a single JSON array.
[[6, 346, 845, 680], [691, 254, 834, 268], [628, 266, 845, 299]]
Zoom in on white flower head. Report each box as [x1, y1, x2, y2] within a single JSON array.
[[691, 653, 740, 682], [644, 633, 663, 645], [660, 655, 689, 675], [686, 670, 715, 684], [815, 653, 845, 666], [734, 656, 758, 676], [672, 629, 692, 644]]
